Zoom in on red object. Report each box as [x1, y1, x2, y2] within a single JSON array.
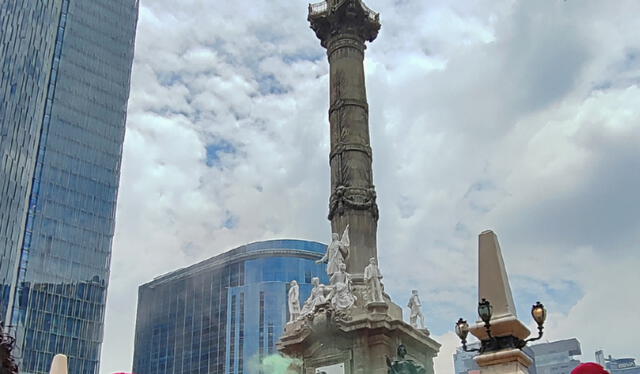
[[571, 363, 609, 374]]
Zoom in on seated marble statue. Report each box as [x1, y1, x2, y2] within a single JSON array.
[[386, 344, 426, 374], [326, 263, 356, 310], [300, 277, 327, 317]]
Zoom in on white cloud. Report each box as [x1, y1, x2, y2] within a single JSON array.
[[101, 0, 640, 373]]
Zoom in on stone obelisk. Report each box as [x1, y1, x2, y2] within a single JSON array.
[[278, 1, 440, 374], [470, 231, 534, 374], [312, 0, 380, 276]]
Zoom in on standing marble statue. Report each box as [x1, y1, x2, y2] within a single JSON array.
[[327, 263, 356, 310], [288, 280, 301, 322], [317, 225, 350, 275], [364, 257, 384, 303], [407, 290, 425, 329]]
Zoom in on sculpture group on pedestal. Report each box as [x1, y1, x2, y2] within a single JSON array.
[[287, 228, 359, 322], [408, 290, 425, 329], [286, 226, 430, 332], [293, 269, 357, 320]]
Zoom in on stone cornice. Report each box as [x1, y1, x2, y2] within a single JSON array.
[[308, 0, 381, 48]]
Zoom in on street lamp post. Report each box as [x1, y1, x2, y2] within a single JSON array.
[[454, 299, 547, 353]]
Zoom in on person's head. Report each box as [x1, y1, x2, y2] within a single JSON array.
[[311, 277, 320, 286], [332, 233, 339, 241], [339, 263, 346, 271], [369, 257, 376, 265], [290, 280, 297, 286], [397, 344, 407, 358], [571, 363, 609, 374], [412, 289, 418, 295]]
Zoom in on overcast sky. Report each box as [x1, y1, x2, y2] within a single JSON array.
[[101, 0, 640, 373]]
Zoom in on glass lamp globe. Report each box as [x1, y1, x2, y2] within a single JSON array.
[[478, 298, 493, 324], [531, 301, 547, 326], [455, 318, 469, 341]]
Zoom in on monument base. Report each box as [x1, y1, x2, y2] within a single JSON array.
[[474, 349, 533, 374], [279, 296, 439, 374]]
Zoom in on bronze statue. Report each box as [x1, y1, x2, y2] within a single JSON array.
[[386, 344, 426, 374]]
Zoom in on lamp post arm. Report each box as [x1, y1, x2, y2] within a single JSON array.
[[484, 321, 495, 341], [524, 325, 544, 344], [461, 339, 480, 353]]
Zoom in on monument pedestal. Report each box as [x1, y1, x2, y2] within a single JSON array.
[[475, 349, 533, 374], [279, 299, 439, 374]]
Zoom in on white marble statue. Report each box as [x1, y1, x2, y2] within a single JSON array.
[[364, 257, 384, 303], [300, 277, 327, 317], [407, 289, 425, 329], [327, 263, 356, 310], [288, 280, 301, 322], [316, 225, 350, 275]]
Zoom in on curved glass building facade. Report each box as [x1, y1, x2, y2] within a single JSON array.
[[132, 239, 329, 374], [1, 1, 138, 373]]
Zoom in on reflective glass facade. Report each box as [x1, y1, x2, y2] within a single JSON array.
[[0, 1, 138, 373], [133, 239, 330, 374]]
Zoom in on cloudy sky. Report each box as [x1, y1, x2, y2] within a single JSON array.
[[101, 0, 640, 373]]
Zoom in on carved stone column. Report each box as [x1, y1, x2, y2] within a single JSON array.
[[309, 0, 381, 276], [278, 2, 441, 374]]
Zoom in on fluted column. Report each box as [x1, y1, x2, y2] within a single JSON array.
[[309, 0, 381, 275]]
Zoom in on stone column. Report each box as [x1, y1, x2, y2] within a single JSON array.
[[309, 0, 381, 276], [278, 4, 441, 374]]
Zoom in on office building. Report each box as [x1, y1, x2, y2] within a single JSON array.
[[453, 342, 481, 374], [596, 351, 640, 374], [132, 239, 330, 374], [530, 338, 581, 374], [1, 1, 138, 373]]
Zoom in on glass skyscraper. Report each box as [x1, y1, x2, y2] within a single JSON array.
[[132, 239, 330, 374], [0, 1, 138, 373]]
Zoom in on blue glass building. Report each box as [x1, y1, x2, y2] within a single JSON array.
[[0, 1, 138, 373], [132, 239, 330, 374]]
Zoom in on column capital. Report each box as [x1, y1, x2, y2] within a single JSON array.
[[308, 0, 381, 48]]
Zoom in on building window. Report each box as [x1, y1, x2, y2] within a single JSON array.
[[229, 294, 236, 374], [259, 291, 265, 374], [239, 292, 244, 374], [267, 323, 274, 355]]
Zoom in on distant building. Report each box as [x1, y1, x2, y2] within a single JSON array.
[[530, 338, 581, 374], [453, 342, 481, 374], [596, 351, 640, 374], [132, 239, 329, 374]]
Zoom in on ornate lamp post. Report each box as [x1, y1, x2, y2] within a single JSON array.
[[454, 299, 548, 353]]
